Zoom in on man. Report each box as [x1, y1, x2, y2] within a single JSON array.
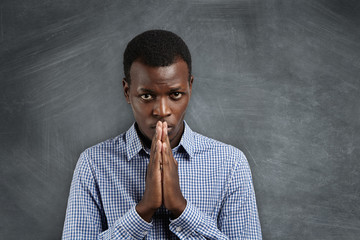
[[62, 30, 262, 239]]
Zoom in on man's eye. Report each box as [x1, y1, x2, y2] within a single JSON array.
[[140, 94, 153, 100], [171, 92, 183, 100]]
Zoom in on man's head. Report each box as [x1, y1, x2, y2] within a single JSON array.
[[123, 30, 192, 84], [123, 30, 193, 148]]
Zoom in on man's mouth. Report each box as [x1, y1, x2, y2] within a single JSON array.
[[150, 124, 174, 132]]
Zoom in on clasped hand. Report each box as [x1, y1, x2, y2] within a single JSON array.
[[136, 121, 186, 222]]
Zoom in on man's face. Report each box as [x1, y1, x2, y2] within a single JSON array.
[[123, 59, 193, 148]]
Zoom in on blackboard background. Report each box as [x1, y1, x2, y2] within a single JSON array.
[[1, 0, 359, 239]]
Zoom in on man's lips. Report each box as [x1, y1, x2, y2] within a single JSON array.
[[150, 125, 173, 129], [150, 124, 174, 132]]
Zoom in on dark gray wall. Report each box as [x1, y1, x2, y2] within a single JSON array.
[[1, 0, 359, 239]]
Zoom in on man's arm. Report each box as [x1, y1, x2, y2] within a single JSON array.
[[142, 121, 261, 239], [62, 152, 152, 240], [168, 152, 262, 239], [217, 154, 262, 239], [161, 121, 187, 217], [136, 121, 187, 221], [135, 122, 163, 222]]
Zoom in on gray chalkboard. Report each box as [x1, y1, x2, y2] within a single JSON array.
[[1, 0, 359, 239]]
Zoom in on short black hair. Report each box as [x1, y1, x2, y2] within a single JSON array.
[[123, 30, 192, 84]]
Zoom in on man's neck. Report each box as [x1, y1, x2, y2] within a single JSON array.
[[134, 123, 152, 149]]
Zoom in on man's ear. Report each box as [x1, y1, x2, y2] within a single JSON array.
[[189, 75, 194, 95], [122, 78, 130, 104]]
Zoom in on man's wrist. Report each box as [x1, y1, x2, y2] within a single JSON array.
[[135, 201, 157, 223], [170, 198, 187, 219]]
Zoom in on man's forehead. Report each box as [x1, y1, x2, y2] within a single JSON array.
[[130, 60, 189, 83], [130, 58, 188, 71]]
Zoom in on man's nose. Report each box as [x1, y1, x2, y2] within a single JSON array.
[[153, 97, 171, 118]]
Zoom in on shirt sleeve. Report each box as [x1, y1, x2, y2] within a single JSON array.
[[169, 152, 262, 239], [62, 152, 153, 240]]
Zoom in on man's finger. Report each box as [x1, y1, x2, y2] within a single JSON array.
[[150, 122, 159, 150], [162, 141, 169, 165], [156, 140, 162, 169], [161, 121, 167, 143], [157, 121, 163, 141], [150, 121, 162, 166], [162, 122, 171, 149], [162, 121, 177, 165], [161, 122, 170, 166]]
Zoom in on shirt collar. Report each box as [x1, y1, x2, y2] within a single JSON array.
[[125, 123, 144, 161], [178, 121, 194, 159], [125, 121, 194, 161]]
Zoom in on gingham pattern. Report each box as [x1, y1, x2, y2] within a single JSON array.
[[62, 122, 262, 239]]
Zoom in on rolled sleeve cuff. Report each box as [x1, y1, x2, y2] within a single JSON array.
[[169, 200, 202, 238], [117, 205, 153, 239]]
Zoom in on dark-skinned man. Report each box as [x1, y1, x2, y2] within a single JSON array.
[[62, 30, 262, 239]]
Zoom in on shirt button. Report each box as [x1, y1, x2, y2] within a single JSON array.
[[143, 231, 148, 235], [175, 226, 182, 232]]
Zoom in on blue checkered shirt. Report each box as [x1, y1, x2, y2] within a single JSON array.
[[62, 122, 262, 239]]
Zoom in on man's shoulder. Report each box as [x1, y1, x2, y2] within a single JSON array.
[[190, 130, 251, 175], [191, 130, 246, 160], [80, 132, 126, 159]]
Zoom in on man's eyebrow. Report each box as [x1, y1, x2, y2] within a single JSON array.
[[169, 87, 183, 92], [139, 88, 155, 93], [139, 87, 184, 93]]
